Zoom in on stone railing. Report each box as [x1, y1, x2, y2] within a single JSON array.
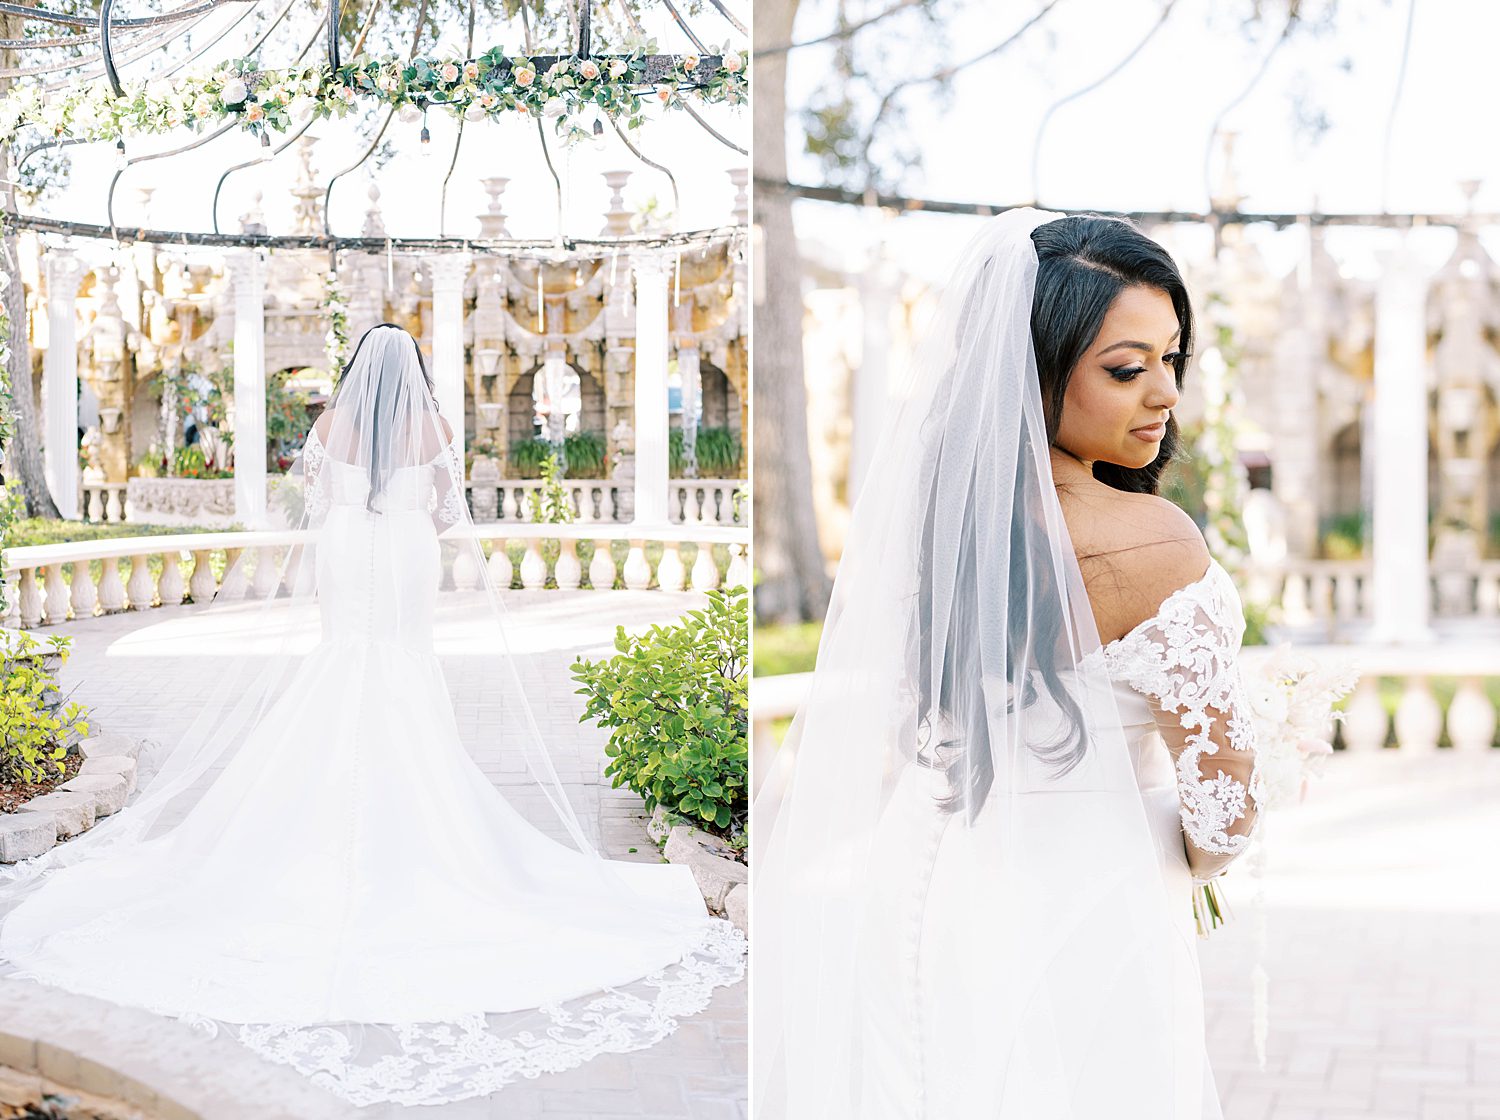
[[464, 478, 745, 526], [2, 524, 749, 629], [79, 482, 128, 523], [749, 643, 1500, 791], [1251, 560, 1500, 636]]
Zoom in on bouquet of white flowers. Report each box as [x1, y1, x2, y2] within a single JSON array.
[[1192, 643, 1360, 937]]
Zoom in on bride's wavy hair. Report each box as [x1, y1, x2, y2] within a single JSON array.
[[917, 215, 1194, 815], [1031, 214, 1193, 493], [329, 323, 438, 514]]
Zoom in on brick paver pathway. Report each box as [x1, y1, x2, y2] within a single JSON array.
[[1201, 750, 1500, 1120], [2, 590, 746, 1119]]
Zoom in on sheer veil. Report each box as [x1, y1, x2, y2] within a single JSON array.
[[752, 209, 1206, 1118], [0, 323, 744, 1108]]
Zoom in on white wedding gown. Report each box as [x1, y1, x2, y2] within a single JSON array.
[[0, 433, 744, 1107], [856, 559, 1254, 1119]]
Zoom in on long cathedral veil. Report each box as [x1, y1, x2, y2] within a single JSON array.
[[0, 323, 744, 1108], [752, 209, 1207, 1118]]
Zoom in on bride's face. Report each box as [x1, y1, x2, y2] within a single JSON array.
[[1053, 284, 1181, 470]]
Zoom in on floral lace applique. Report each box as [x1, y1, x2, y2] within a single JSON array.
[[1101, 561, 1260, 862], [301, 426, 330, 521], [433, 441, 467, 525]]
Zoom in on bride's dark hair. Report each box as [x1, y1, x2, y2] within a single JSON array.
[[918, 215, 1194, 815], [1030, 214, 1194, 493]]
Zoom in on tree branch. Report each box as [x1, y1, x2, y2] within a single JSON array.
[[755, 0, 921, 58]]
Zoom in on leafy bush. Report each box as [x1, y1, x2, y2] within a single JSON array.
[[530, 452, 575, 524], [669, 427, 743, 478], [173, 444, 232, 480], [571, 586, 748, 836], [563, 431, 607, 478], [1, 631, 89, 784], [509, 437, 554, 478]]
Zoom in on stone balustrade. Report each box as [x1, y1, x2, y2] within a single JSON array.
[[464, 478, 745, 525], [1, 524, 750, 629], [750, 643, 1500, 792], [1252, 560, 1500, 635], [79, 482, 128, 523]]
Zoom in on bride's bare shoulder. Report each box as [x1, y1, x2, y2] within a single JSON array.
[[1062, 486, 1211, 642]]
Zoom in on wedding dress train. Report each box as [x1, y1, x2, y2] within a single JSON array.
[[0, 329, 744, 1108]]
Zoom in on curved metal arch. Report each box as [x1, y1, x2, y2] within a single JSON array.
[[704, 0, 746, 36], [326, 0, 341, 70], [609, 116, 679, 230], [100, 0, 123, 96], [682, 104, 745, 155], [108, 119, 239, 233]]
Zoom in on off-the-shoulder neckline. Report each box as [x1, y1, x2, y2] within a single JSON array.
[[1099, 556, 1230, 653]]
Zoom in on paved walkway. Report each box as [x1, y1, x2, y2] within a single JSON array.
[[1201, 750, 1500, 1120], [2, 590, 745, 1119]]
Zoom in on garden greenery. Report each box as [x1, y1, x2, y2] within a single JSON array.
[[1, 631, 90, 785], [571, 585, 747, 836]]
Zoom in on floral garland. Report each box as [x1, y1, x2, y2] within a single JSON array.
[[0, 40, 747, 150], [324, 270, 349, 377]]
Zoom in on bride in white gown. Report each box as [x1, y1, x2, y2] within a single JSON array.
[[0, 324, 744, 1107], [754, 210, 1260, 1118]]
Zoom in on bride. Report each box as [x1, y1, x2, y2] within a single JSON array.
[[753, 210, 1260, 1119], [0, 323, 744, 1107]]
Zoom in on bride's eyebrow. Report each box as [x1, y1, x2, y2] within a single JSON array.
[[1098, 329, 1182, 357]]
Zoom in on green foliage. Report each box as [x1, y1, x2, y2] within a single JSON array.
[[4, 518, 225, 549], [571, 586, 748, 836], [0, 631, 90, 785], [173, 444, 233, 480], [509, 437, 555, 478], [563, 431, 608, 479], [669, 427, 743, 478], [531, 451, 575, 524], [1320, 511, 1367, 560]]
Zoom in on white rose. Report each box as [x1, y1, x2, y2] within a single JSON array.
[[608, 59, 628, 79], [220, 77, 248, 105], [542, 97, 566, 118], [290, 95, 318, 119], [463, 101, 486, 121], [1248, 683, 1288, 725], [398, 102, 422, 124]]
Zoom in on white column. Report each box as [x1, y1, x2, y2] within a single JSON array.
[[851, 240, 897, 506], [43, 251, 86, 520], [227, 251, 267, 527], [430, 254, 470, 465], [631, 253, 671, 526], [1371, 238, 1432, 643]]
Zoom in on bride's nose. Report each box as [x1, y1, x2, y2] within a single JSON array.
[[1148, 363, 1180, 411]]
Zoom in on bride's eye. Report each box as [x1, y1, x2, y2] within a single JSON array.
[[1106, 365, 1144, 382]]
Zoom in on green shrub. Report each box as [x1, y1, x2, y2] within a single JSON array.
[[669, 427, 743, 478], [1, 631, 90, 784], [571, 586, 748, 836], [509, 437, 553, 478], [531, 452, 575, 524], [563, 431, 607, 478]]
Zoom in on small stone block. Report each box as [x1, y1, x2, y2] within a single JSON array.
[[724, 884, 748, 936], [58, 773, 128, 817], [664, 825, 749, 911], [0, 812, 57, 863], [22, 791, 97, 838], [79, 753, 137, 796], [77, 734, 140, 762]]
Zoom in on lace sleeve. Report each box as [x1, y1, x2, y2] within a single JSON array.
[[301, 426, 329, 521], [431, 440, 467, 525], [1104, 563, 1261, 881]]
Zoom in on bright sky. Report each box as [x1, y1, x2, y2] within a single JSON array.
[[784, 0, 1500, 281], [25, 2, 748, 257]]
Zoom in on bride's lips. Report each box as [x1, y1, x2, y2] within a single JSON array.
[[1130, 422, 1166, 442]]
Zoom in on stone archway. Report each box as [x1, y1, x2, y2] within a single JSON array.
[[506, 361, 607, 472]]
